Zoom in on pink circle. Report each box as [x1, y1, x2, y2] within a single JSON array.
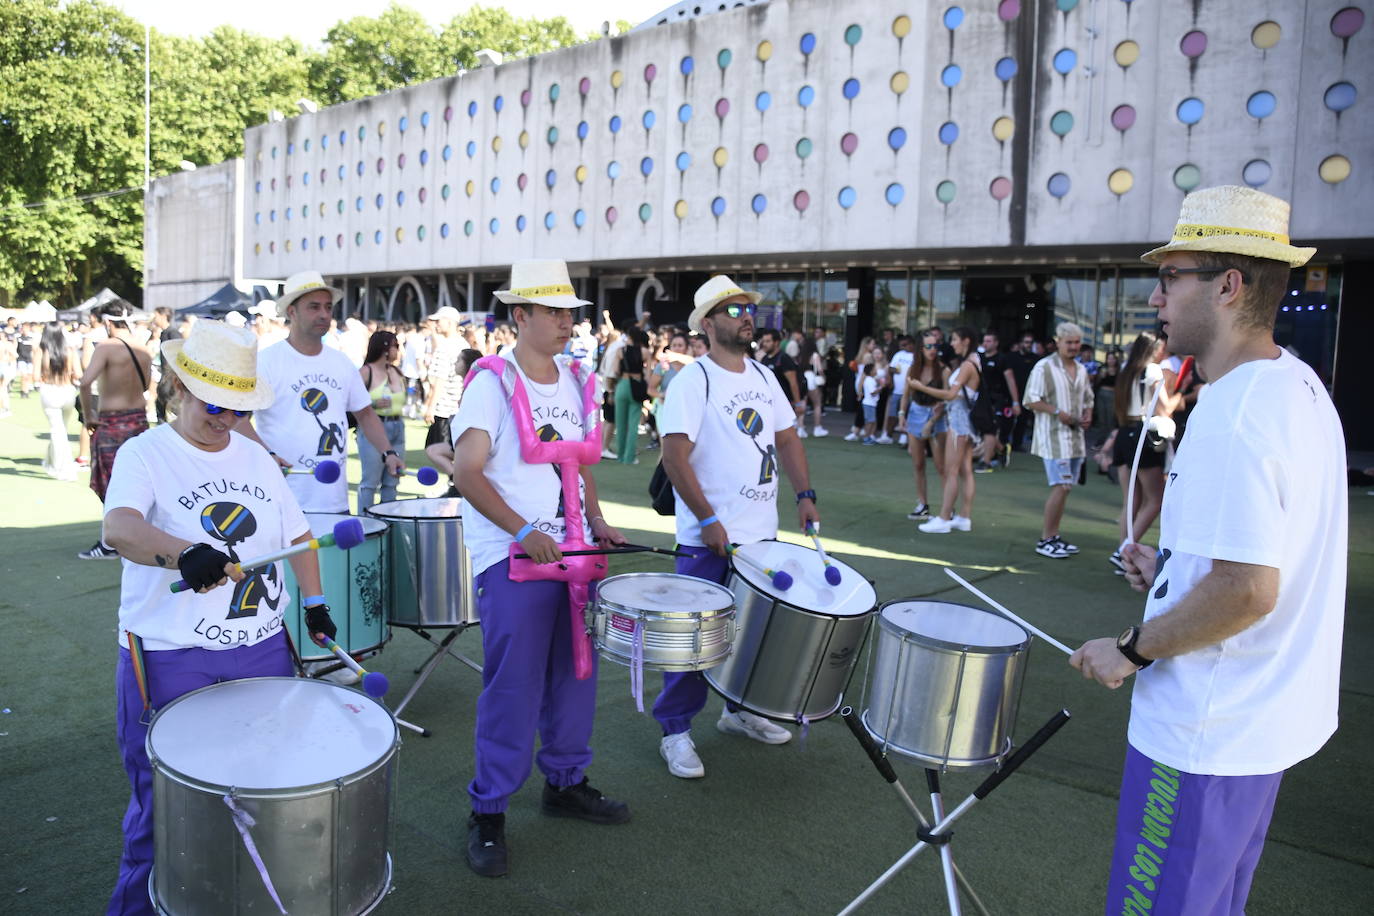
[[376, 157, 385, 173], [998, 0, 1021, 21], [270, 178, 277, 190], [716, 98, 730, 119], [418, 187, 427, 203], [397, 153, 406, 168], [794, 190, 810, 212], [579, 77, 591, 95], [1180, 30, 1208, 58], [754, 143, 769, 164], [840, 133, 858, 155], [990, 177, 1012, 200], [444, 106, 453, 122], [517, 173, 528, 191], [336, 234, 343, 248], [1332, 7, 1365, 38], [644, 63, 657, 83], [606, 206, 619, 225], [520, 89, 532, 107], [1111, 104, 1137, 131]]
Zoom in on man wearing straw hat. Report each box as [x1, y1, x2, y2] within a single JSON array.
[[451, 259, 630, 878], [1070, 186, 1346, 915], [653, 275, 821, 779]]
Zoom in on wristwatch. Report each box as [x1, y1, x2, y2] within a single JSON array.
[[795, 489, 817, 504], [384, 449, 399, 458], [1116, 625, 1154, 669]]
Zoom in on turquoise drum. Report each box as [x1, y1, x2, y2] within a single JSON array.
[[284, 513, 390, 663]]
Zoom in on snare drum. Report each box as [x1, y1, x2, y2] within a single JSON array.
[[366, 497, 475, 628], [592, 573, 735, 671], [706, 540, 877, 722], [861, 600, 1030, 770], [147, 677, 399, 915], [283, 513, 389, 663]]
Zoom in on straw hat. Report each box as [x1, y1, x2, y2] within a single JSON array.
[[687, 274, 763, 333], [161, 320, 275, 411], [430, 306, 463, 322], [276, 270, 343, 312], [494, 259, 592, 309], [1141, 185, 1315, 268]]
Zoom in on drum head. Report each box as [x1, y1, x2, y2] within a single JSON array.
[[147, 678, 397, 790], [880, 600, 1028, 651], [732, 540, 876, 616], [306, 512, 387, 538], [598, 573, 733, 613], [366, 497, 461, 520]]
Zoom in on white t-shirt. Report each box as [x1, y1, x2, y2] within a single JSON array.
[[861, 375, 880, 406], [1127, 349, 1347, 776], [254, 340, 371, 513], [449, 357, 589, 575], [104, 425, 310, 652], [659, 356, 794, 547], [889, 348, 914, 380]]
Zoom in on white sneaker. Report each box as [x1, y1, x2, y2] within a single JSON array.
[[843, 431, 859, 442], [950, 515, 972, 532], [812, 426, 829, 437], [797, 427, 809, 438], [660, 732, 705, 778], [875, 435, 894, 445], [918, 516, 953, 534], [897, 434, 908, 447], [600, 448, 617, 459], [717, 709, 792, 745]]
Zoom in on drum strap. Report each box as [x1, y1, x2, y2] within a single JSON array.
[[125, 632, 153, 725], [222, 796, 289, 915], [630, 623, 645, 713]]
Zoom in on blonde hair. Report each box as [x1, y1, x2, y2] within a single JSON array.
[[1055, 322, 1084, 340]]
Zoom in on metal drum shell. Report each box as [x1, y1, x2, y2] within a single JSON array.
[[366, 497, 475, 628], [283, 513, 390, 662], [592, 572, 736, 672], [862, 599, 1030, 770], [147, 678, 399, 916]]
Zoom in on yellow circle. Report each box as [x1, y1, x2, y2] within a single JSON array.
[[378, 121, 386, 136], [318, 203, 326, 217], [284, 240, 292, 252], [518, 130, 530, 149], [610, 69, 624, 89], [757, 40, 773, 62], [893, 15, 911, 38], [491, 136, 502, 153], [1319, 154, 1351, 184], [890, 71, 910, 95], [1252, 21, 1281, 50], [254, 243, 261, 255], [255, 151, 262, 162], [674, 199, 689, 219], [1108, 168, 1134, 195], [713, 147, 729, 168], [1114, 40, 1140, 67], [465, 180, 475, 197], [395, 227, 404, 242], [992, 117, 1015, 142], [575, 164, 588, 184]]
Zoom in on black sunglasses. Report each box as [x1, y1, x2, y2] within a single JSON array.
[[205, 403, 251, 418], [709, 303, 758, 320], [1157, 265, 1249, 294]]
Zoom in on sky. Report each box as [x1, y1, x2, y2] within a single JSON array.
[[111, 1, 675, 44]]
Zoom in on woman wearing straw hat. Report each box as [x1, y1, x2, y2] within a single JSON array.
[[100, 320, 336, 915], [1069, 186, 1346, 914]]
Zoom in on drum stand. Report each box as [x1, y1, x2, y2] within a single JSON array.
[[390, 625, 483, 732], [837, 707, 1071, 915]]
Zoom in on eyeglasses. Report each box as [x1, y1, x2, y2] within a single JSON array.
[[204, 403, 251, 418], [922, 343, 938, 350], [1157, 265, 1249, 294], [709, 303, 758, 320]]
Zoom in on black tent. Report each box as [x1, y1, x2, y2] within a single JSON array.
[[177, 283, 253, 317]]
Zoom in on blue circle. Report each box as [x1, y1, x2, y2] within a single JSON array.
[[442, 145, 452, 161], [609, 115, 622, 134], [838, 186, 857, 209], [843, 78, 861, 100], [490, 177, 501, 193], [711, 196, 727, 217], [995, 57, 1018, 81], [355, 197, 363, 211], [1177, 97, 1204, 125], [574, 208, 587, 228], [1047, 173, 1071, 198], [941, 65, 962, 88], [888, 127, 908, 150], [678, 104, 693, 123], [1246, 91, 1276, 119], [337, 165, 345, 179], [578, 120, 590, 139], [756, 91, 772, 112], [547, 126, 559, 145], [798, 85, 815, 108], [284, 208, 291, 220], [1325, 82, 1357, 112], [254, 181, 261, 193], [339, 130, 347, 145], [420, 149, 430, 165], [357, 126, 365, 140], [466, 141, 476, 158], [640, 156, 654, 176], [374, 194, 383, 209], [608, 161, 622, 180], [516, 215, 526, 232], [269, 210, 276, 222], [356, 161, 365, 176], [286, 142, 293, 155], [885, 183, 904, 206], [302, 172, 310, 185], [751, 194, 767, 215], [254, 212, 261, 224], [642, 110, 656, 130], [489, 218, 499, 234], [374, 230, 382, 244], [938, 122, 959, 144], [681, 56, 694, 75], [467, 101, 477, 118], [420, 112, 430, 128], [544, 211, 556, 230], [301, 237, 308, 249], [676, 151, 692, 171], [396, 191, 405, 205], [546, 169, 557, 188], [493, 96, 504, 113], [317, 236, 324, 249], [800, 32, 816, 55], [1053, 49, 1078, 74], [944, 7, 965, 30], [321, 135, 328, 149], [549, 84, 560, 102], [399, 116, 408, 132], [440, 223, 450, 238]]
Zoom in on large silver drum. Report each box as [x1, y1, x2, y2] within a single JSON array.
[[591, 573, 735, 671], [707, 540, 876, 723], [862, 600, 1030, 770], [147, 677, 399, 915], [366, 497, 475, 628]]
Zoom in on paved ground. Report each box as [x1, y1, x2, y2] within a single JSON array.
[[1, 395, 1369, 915]]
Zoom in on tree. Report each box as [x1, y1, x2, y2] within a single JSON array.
[[309, 2, 445, 105], [437, 6, 583, 72]]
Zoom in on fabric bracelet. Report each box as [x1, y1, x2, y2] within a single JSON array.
[[516, 522, 535, 542], [698, 514, 719, 528], [303, 594, 325, 606]]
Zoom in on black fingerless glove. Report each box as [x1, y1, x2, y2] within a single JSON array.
[[304, 603, 337, 641], [177, 543, 234, 591]]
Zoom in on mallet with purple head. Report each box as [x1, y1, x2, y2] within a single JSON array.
[[727, 543, 793, 591], [402, 466, 440, 486], [806, 522, 843, 586], [283, 459, 342, 483], [168, 517, 367, 593], [318, 635, 390, 697]]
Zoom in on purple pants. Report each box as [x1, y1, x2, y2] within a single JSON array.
[[652, 545, 737, 736], [1105, 743, 1283, 916], [109, 632, 291, 916], [468, 560, 598, 814]]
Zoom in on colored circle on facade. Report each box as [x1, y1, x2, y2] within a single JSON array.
[[754, 143, 769, 164], [465, 180, 474, 197], [1331, 7, 1364, 38], [518, 130, 530, 150], [891, 71, 910, 94], [442, 184, 451, 199], [1319, 154, 1351, 183], [938, 122, 959, 144], [492, 136, 503, 152], [466, 141, 476, 158], [1047, 172, 1071, 198], [995, 58, 1017, 82], [676, 152, 691, 172], [751, 194, 767, 215], [549, 83, 561, 102], [845, 24, 862, 46], [885, 183, 904, 206], [419, 149, 429, 165], [396, 190, 405, 205], [1247, 91, 1276, 119], [1050, 110, 1074, 136], [576, 164, 589, 183], [395, 227, 404, 242], [610, 115, 622, 134], [799, 33, 816, 55], [838, 186, 857, 209], [421, 111, 430, 128], [714, 147, 729, 168], [516, 215, 527, 232], [440, 223, 449, 238], [642, 110, 656, 130], [1108, 168, 1134, 195], [1053, 48, 1077, 74], [1173, 164, 1201, 192], [375, 193, 383, 208], [548, 126, 560, 145], [1180, 31, 1207, 58], [1114, 40, 1139, 67], [608, 160, 622, 179], [944, 7, 964, 30], [374, 230, 382, 244], [418, 187, 427, 203], [467, 101, 477, 117], [674, 199, 688, 219], [893, 16, 911, 38], [990, 177, 1012, 201], [716, 98, 730, 119], [941, 65, 962, 88], [641, 157, 654, 176], [840, 133, 858, 155], [888, 127, 908, 150], [546, 169, 557, 188], [1058, 0, 1079, 10], [544, 211, 557, 231], [523, 87, 534, 107], [992, 117, 1014, 141], [999, 0, 1021, 20], [464, 221, 473, 236], [935, 180, 957, 204], [1111, 104, 1136, 131], [718, 48, 733, 69], [493, 96, 503, 113], [490, 177, 500, 193], [711, 196, 727, 217], [489, 219, 499, 234], [578, 120, 590, 140], [399, 116, 408, 132], [1177, 98, 1204, 125], [574, 209, 586, 228], [1324, 82, 1357, 112], [644, 63, 657, 84], [794, 190, 810, 211], [843, 78, 861, 100], [580, 77, 591, 95], [756, 91, 772, 112], [798, 85, 815, 107], [1252, 21, 1281, 49], [679, 104, 693, 123], [611, 70, 624, 89], [796, 137, 813, 159], [757, 40, 773, 62]]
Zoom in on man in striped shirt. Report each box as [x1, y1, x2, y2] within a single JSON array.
[[1024, 322, 1092, 559]]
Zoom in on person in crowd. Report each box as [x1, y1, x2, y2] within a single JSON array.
[[843, 337, 876, 441], [0, 325, 17, 419], [898, 330, 949, 520], [912, 327, 981, 533], [798, 334, 828, 437], [424, 348, 483, 497], [37, 322, 79, 480], [597, 314, 624, 460], [1024, 322, 1093, 558], [1008, 331, 1037, 450], [648, 331, 692, 445], [871, 348, 894, 444], [755, 327, 807, 437], [858, 363, 880, 443], [975, 330, 1021, 471], [1093, 348, 1122, 433], [612, 325, 651, 464], [421, 307, 466, 444], [885, 335, 915, 445], [653, 274, 820, 779], [17, 321, 39, 398], [356, 330, 407, 513], [1071, 185, 1345, 916]]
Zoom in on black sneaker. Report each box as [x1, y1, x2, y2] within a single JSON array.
[[466, 812, 508, 877], [77, 541, 119, 560], [1035, 537, 1070, 559], [1109, 551, 1127, 575], [541, 778, 630, 825], [973, 461, 994, 474], [1051, 536, 1079, 555]]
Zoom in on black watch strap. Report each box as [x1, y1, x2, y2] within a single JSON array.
[[384, 449, 399, 458], [795, 489, 817, 504], [1117, 626, 1154, 669]]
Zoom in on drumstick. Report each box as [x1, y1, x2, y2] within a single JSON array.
[[168, 518, 367, 593], [403, 466, 440, 486], [805, 522, 843, 586], [1125, 356, 1191, 546], [318, 636, 390, 698], [727, 543, 793, 591], [283, 459, 341, 483], [943, 568, 1074, 656], [513, 543, 693, 560]]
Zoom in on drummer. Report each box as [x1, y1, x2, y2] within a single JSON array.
[[653, 275, 821, 779], [101, 320, 337, 915], [451, 259, 630, 878]]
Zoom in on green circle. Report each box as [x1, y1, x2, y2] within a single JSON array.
[[796, 137, 813, 159], [1173, 164, 1201, 192], [639, 203, 653, 222], [463, 220, 474, 236], [1050, 110, 1074, 137], [844, 24, 863, 46], [717, 48, 732, 69], [935, 180, 957, 204]]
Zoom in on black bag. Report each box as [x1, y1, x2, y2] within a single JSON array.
[[969, 392, 997, 436], [646, 361, 711, 516], [629, 376, 649, 403]]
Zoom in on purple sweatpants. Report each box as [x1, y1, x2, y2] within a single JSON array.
[[1105, 743, 1283, 916], [652, 545, 736, 736], [109, 632, 291, 916], [468, 560, 598, 814]]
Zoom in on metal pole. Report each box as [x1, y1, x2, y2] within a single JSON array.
[[144, 25, 151, 190]]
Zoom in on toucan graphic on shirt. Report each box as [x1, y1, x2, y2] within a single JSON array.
[[735, 407, 777, 485], [199, 502, 283, 619], [537, 423, 567, 519], [300, 388, 344, 456]]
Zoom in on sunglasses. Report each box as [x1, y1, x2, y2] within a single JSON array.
[[1157, 265, 1249, 294], [709, 303, 758, 320], [204, 403, 251, 418], [922, 343, 938, 350]]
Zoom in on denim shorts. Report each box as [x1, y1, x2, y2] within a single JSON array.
[[862, 404, 877, 424], [905, 403, 948, 437], [1043, 457, 1084, 487]]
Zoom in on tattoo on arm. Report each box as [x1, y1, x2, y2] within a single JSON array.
[[154, 553, 171, 567]]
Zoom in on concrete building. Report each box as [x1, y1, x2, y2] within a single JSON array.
[[143, 160, 244, 311]]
